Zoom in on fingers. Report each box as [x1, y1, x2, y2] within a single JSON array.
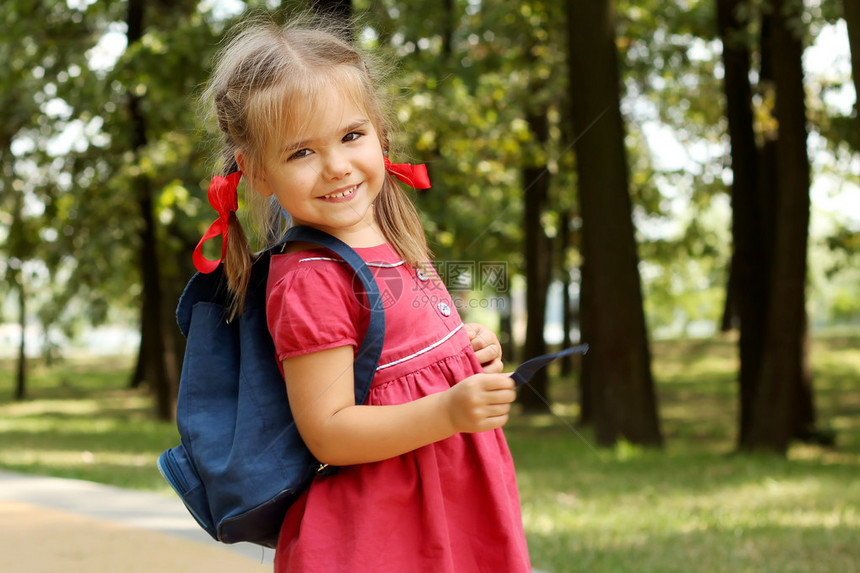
[[472, 375, 516, 415], [466, 324, 502, 364], [472, 340, 502, 364], [487, 388, 517, 407], [465, 323, 504, 371], [447, 373, 517, 433], [481, 357, 504, 374], [466, 323, 500, 353], [476, 372, 515, 391]]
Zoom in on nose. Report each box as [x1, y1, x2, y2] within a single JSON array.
[[320, 148, 351, 181]]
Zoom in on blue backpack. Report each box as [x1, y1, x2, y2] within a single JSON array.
[[157, 225, 385, 548]]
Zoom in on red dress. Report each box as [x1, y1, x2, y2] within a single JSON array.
[[266, 243, 531, 573]]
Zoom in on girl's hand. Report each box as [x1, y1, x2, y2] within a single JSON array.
[[444, 373, 516, 433], [465, 322, 504, 373]]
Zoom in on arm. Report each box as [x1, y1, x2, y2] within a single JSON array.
[[283, 345, 516, 467], [465, 322, 504, 373]]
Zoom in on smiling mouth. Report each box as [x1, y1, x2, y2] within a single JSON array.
[[322, 184, 359, 200]]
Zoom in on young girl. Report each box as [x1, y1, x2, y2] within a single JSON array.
[[195, 15, 530, 572]]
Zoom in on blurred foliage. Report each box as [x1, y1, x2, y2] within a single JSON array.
[[1, 0, 858, 349]]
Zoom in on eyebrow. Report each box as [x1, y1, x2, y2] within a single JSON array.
[[281, 119, 370, 155]]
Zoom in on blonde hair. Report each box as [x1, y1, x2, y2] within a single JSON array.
[[202, 13, 429, 316]]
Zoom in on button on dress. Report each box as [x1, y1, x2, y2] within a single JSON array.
[[266, 243, 530, 573]]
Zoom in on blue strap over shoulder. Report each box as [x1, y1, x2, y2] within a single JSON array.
[[276, 225, 386, 406]]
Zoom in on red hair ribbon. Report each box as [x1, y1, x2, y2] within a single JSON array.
[[384, 157, 431, 190], [192, 171, 242, 274]]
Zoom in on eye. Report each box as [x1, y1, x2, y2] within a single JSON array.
[[343, 131, 364, 143], [288, 148, 312, 161]]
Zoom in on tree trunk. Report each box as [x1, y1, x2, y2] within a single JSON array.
[[747, 0, 813, 454], [129, 331, 147, 388], [578, 236, 594, 427], [559, 209, 574, 377], [717, 0, 770, 448], [842, 0, 860, 126], [566, 0, 662, 447], [442, 0, 455, 58], [127, 0, 175, 420], [15, 270, 26, 401], [311, 0, 352, 26], [518, 112, 553, 413], [500, 293, 515, 366], [719, 263, 736, 332]]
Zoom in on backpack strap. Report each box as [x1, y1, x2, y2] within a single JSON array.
[[276, 226, 385, 407]]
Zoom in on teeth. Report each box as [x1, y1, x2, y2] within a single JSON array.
[[324, 185, 357, 199]]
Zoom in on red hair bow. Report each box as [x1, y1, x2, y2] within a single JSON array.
[[192, 171, 242, 274], [384, 157, 431, 190]]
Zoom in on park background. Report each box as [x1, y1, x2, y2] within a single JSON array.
[[1, 0, 859, 571]]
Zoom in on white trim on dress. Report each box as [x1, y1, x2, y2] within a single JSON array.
[[298, 257, 406, 269], [376, 323, 464, 371]]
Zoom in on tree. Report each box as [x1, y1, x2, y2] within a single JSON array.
[[1, 0, 97, 399], [122, 0, 177, 419], [312, 0, 351, 24], [566, 0, 662, 447], [717, 0, 820, 453], [22, 0, 225, 418], [716, 0, 770, 448], [518, 3, 557, 413], [842, 0, 860, 132], [746, 0, 815, 453]]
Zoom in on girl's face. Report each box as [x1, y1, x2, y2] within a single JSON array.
[[250, 89, 386, 247]]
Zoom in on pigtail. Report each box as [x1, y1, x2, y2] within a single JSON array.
[[375, 176, 431, 267], [224, 210, 253, 319]]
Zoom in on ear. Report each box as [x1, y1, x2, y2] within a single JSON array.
[[235, 150, 273, 197]]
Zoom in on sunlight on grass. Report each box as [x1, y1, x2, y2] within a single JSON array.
[[518, 461, 860, 573], [3, 448, 152, 468], [2, 335, 859, 572], [508, 334, 860, 572], [1, 398, 102, 417], [0, 356, 178, 491]]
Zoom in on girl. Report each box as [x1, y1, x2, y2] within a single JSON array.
[[195, 14, 530, 573]]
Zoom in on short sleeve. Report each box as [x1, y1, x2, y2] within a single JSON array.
[[266, 256, 365, 363]]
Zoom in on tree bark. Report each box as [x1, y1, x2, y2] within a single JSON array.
[[311, 0, 352, 27], [566, 0, 662, 446], [500, 293, 515, 366], [127, 0, 175, 420], [15, 268, 26, 401], [518, 111, 553, 413], [578, 235, 594, 427], [559, 209, 574, 377], [842, 0, 860, 125], [442, 0, 455, 58], [717, 0, 769, 448], [747, 0, 814, 453]]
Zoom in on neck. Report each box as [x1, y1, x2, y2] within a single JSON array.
[[292, 219, 387, 249]]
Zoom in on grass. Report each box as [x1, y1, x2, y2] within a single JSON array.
[[0, 356, 180, 491], [508, 333, 860, 573], [2, 334, 859, 572]]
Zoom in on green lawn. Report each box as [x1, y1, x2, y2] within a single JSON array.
[[0, 355, 179, 490], [2, 334, 859, 572]]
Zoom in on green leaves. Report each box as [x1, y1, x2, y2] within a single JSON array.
[[2, 0, 857, 353]]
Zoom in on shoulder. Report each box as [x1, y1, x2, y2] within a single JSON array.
[[268, 249, 359, 306], [265, 249, 365, 359]]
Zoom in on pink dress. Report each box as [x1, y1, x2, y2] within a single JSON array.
[[266, 243, 531, 573]]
